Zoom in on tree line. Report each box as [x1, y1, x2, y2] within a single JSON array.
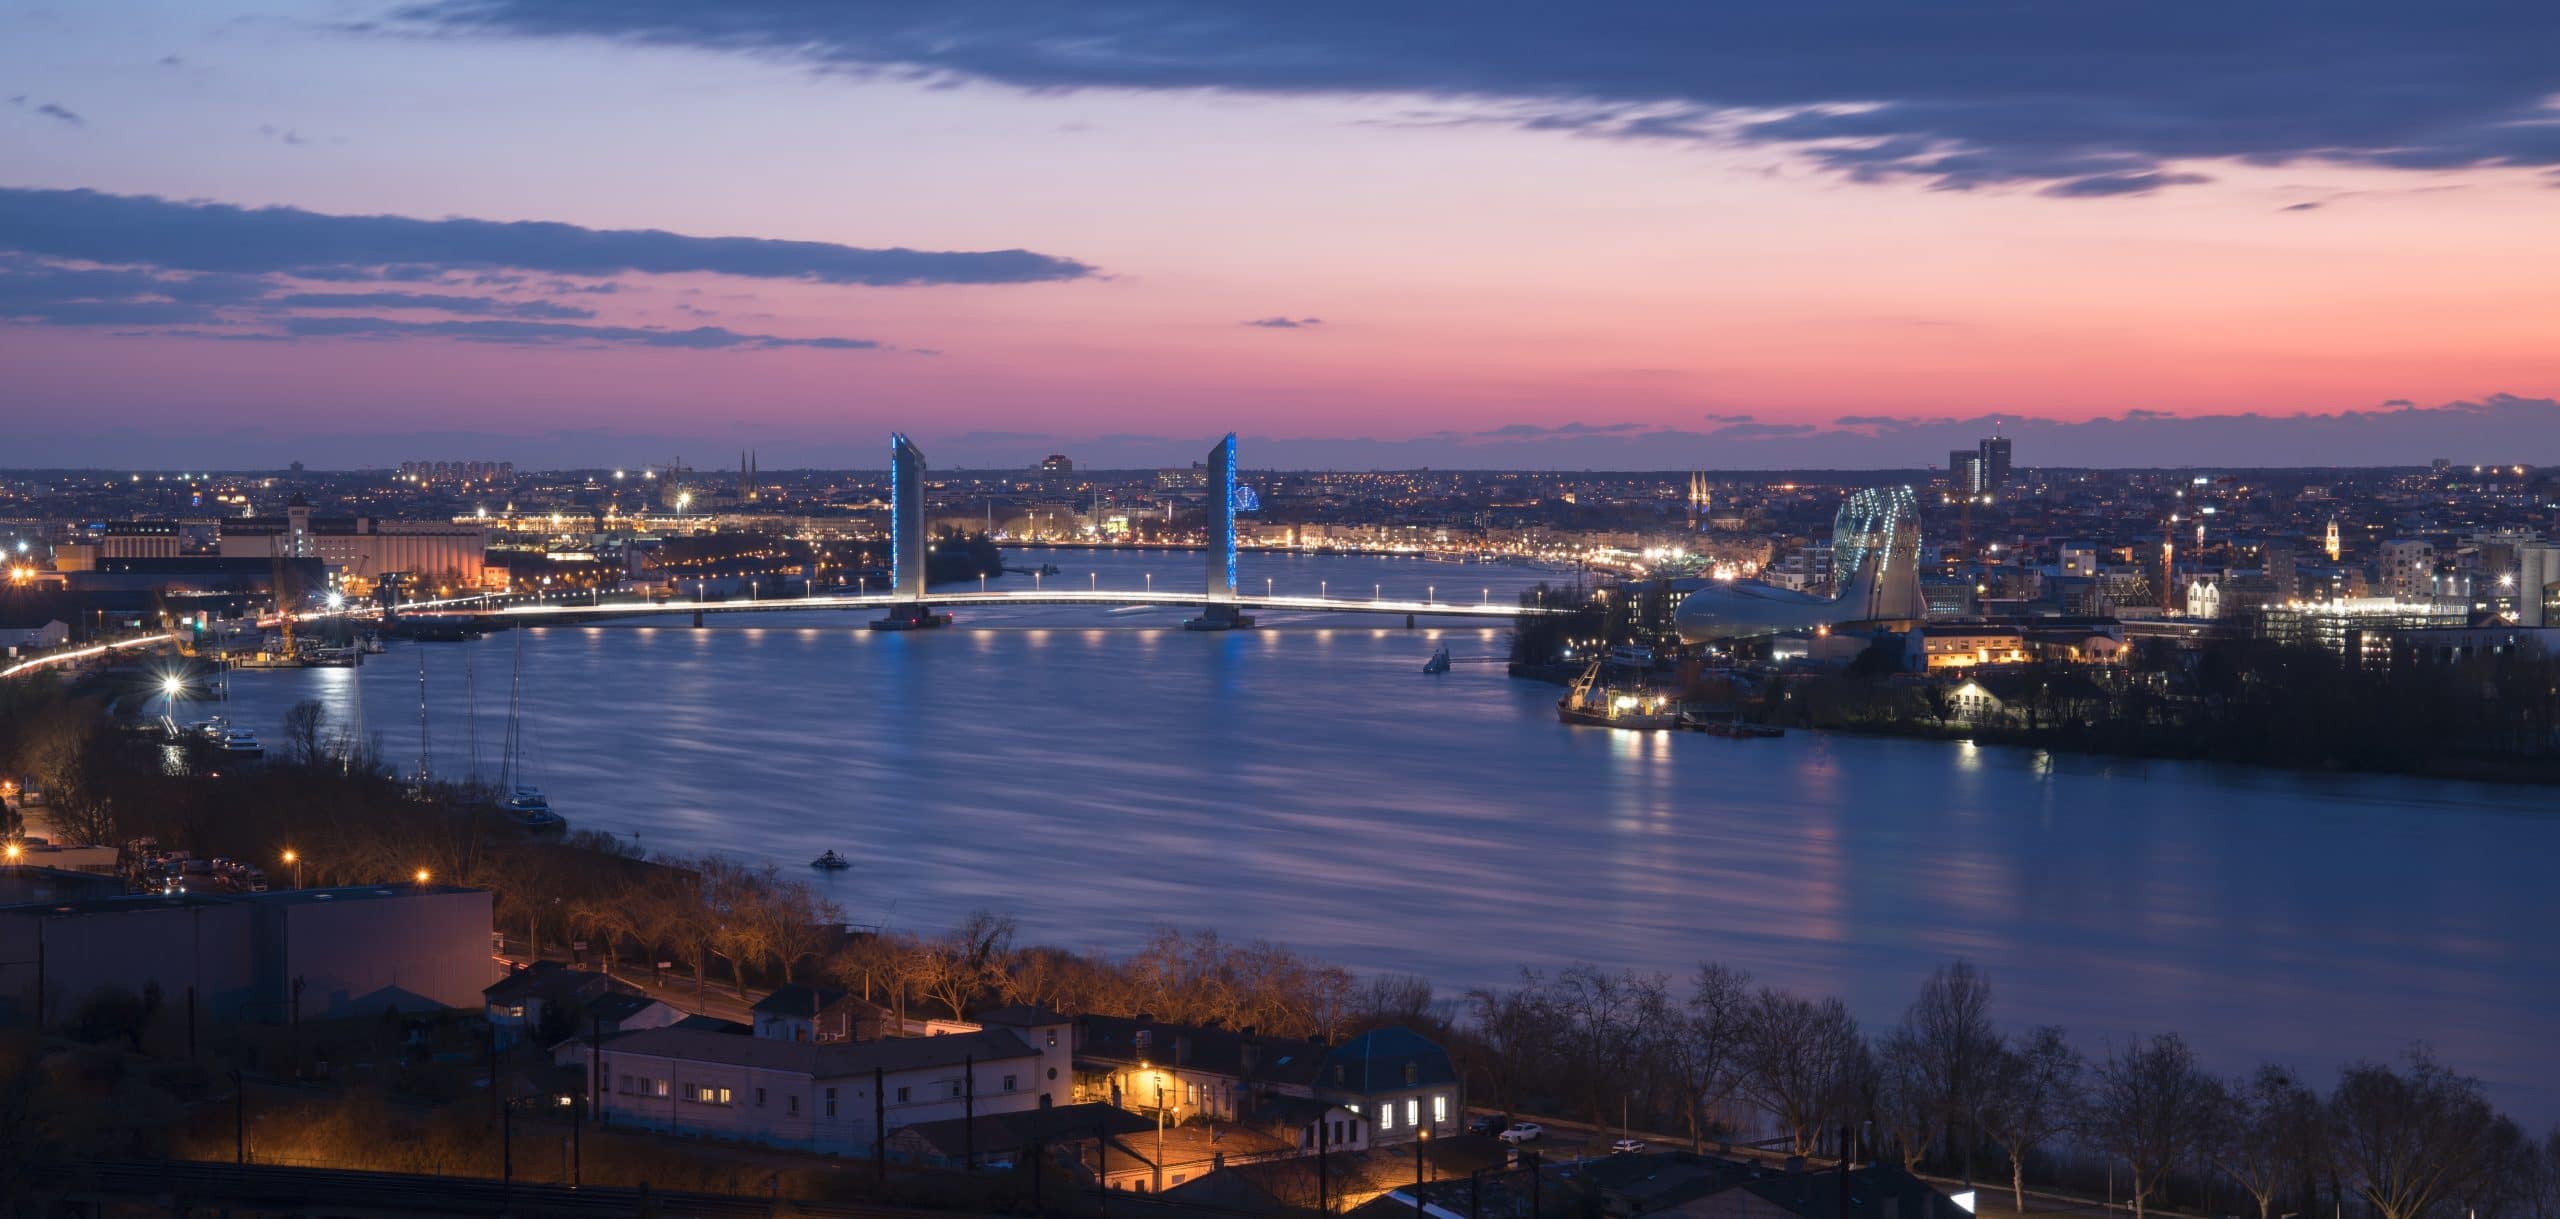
[[1459, 960, 2558, 1219]]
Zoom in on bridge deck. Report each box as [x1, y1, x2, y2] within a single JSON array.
[[475, 589, 1555, 621]]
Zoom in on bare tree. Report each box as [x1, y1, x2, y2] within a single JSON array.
[[918, 909, 1016, 1020], [1902, 960, 2002, 1179], [1876, 1027, 1936, 1171], [2217, 1064, 2323, 1219], [1356, 973, 1436, 1029], [19, 707, 113, 844], [1740, 988, 1868, 1156], [1463, 975, 1556, 1117], [2085, 1033, 2220, 1219], [1661, 962, 1753, 1151], [1984, 1025, 2083, 1214], [281, 699, 327, 767], [2329, 1048, 2499, 1219]]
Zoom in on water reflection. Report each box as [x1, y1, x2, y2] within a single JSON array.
[[211, 550, 2560, 1121]]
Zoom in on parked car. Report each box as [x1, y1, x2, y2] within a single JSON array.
[[1468, 1115, 1509, 1136], [1611, 1138, 1647, 1154], [1497, 1122, 1544, 1144]]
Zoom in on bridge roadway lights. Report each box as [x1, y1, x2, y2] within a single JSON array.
[[869, 602, 953, 632], [1181, 603, 1255, 632]]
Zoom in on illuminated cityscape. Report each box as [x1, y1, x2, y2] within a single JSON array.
[[6, 3, 2560, 1217]]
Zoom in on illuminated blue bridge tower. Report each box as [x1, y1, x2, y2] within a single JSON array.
[[872, 432, 951, 630], [1184, 433, 1254, 631]]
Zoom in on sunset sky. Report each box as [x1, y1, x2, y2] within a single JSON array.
[[6, 1, 2560, 468]]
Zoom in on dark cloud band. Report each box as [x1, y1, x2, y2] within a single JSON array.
[[404, 1, 2560, 196]]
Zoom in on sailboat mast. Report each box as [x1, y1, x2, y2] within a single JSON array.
[[416, 649, 432, 783], [462, 638, 479, 790], [500, 630, 526, 793]]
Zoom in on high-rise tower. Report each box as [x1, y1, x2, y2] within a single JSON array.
[[1977, 433, 2012, 496]]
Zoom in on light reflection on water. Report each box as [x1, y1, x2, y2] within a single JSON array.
[[209, 550, 2560, 1121]]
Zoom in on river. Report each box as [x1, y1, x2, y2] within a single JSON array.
[[211, 547, 2560, 1122]]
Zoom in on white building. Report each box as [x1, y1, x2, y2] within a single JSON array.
[[2378, 540, 2436, 601], [2185, 578, 2222, 620], [590, 1016, 1071, 1155]]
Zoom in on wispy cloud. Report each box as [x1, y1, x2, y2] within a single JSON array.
[[8, 97, 83, 126], [1242, 315, 1323, 329], [280, 316, 882, 350], [0, 185, 1100, 351], [275, 291, 598, 320], [0, 186, 1098, 285]]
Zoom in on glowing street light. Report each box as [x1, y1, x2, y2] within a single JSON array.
[[282, 848, 303, 889], [414, 868, 432, 886]]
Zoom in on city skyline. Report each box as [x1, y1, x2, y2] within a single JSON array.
[[7, 3, 2560, 467]]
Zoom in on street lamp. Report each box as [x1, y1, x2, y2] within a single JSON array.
[[281, 849, 302, 889], [414, 868, 431, 886], [1415, 1126, 1431, 1219]]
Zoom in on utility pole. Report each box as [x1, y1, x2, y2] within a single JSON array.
[[1095, 1119, 1111, 1212], [874, 1065, 887, 1185], [964, 1054, 976, 1171], [591, 1014, 605, 1129], [1318, 1110, 1330, 1215]]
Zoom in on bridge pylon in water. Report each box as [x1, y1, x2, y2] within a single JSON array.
[[871, 432, 951, 631], [1185, 433, 1254, 631]]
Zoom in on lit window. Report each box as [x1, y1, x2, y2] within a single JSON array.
[[1379, 1106, 1394, 1132], [1433, 1095, 1448, 1124], [1406, 1098, 1419, 1127]]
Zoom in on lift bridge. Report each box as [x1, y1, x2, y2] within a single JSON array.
[[428, 434, 1562, 631]]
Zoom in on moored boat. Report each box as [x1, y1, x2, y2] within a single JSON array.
[[1556, 660, 1680, 730]]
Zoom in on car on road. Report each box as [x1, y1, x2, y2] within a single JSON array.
[[1468, 1115, 1509, 1136], [1497, 1122, 1544, 1144], [1610, 1138, 1647, 1154]]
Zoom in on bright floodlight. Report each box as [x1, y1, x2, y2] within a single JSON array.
[[325, 591, 345, 609], [162, 675, 184, 694]]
